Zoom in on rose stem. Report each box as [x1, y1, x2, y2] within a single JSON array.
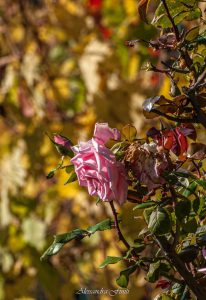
[[109, 201, 131, 251]]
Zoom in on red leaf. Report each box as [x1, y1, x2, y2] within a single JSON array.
[[163, 130, 174, 151], [87, 0, 102, 11], [99, 25, 112, 40], [175, 128, 188, 160], [156, 279, 170, 289]]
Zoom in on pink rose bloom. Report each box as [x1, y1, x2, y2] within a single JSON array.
[[70, 123, 128, 205]]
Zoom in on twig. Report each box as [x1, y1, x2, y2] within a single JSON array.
[[161, 0, 180, 41], [161, 61, 190, 74], [189, 69, 206, 92], [151, 108, 198, 123]]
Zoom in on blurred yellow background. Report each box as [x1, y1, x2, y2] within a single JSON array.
[[0, 1, 167, 299]]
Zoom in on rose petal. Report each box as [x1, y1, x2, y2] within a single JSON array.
[[93, 123, 121, 144]]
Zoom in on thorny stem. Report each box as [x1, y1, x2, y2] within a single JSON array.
[[109, 201, 138, 257], [156, 184, 206, 299], [155, 235, 206, 300], [109, 201, 130, 250]]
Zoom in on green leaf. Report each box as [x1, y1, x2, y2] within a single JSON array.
[[87, 219, 116, 234], [121, 124, 137, 141], [182, 218, 198, 233], [197, 234, 206, 246], [195, 179, 206, 189], [172, 283, 185, 297], [180, 286, 191, 300], [64, 172, 77, 185], [41, 219, 116, 260], [116, 264, 138, 288], [46, 170, 55, 179], [143, 207, 155, 224], [99, 256, 123, 269], [40, 229, 87, 260], [185, 26, 199, 41], [160, 296, 174, 300], [196, 225, 206, 235], [193, 197, 204, 215], [48, 134, 74, 157], [96, 197, 101, 205], [172, 171, 195, 179], [41, 242, 64, 258], [152, 0, 201, 28], [163, 172, 179, 184], [54, 229, 88, 243], [111, 142, 125, 155], [133, 201, 156, 210], [138, 227, 149, 237], [133, 239, 146, 253], [148, 207, 171, 235], [175, 199, 191, 220], [65, 165, 74, 174], [183, 181, 197, 197], [147, 261, 170, 283], [55, 144, 73, 157], [46, 158, 64, 179], [178, 245, 198, 262]]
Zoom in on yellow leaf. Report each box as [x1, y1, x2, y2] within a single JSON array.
[[128, 54, 139, 81], [11, 26, 25, 43], [53, 78, 70, 99], [159, 77, 171, 98], [124, 0, 137, 17]]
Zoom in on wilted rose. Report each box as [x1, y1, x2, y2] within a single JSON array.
[[70, 123, 128, 205], [125, 141, 168, 191]]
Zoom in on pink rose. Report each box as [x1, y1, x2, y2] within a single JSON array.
[[70, 123, 128, 205]]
